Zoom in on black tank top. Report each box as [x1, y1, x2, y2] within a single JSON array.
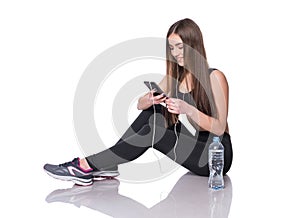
[[176, 68, 217, 105]]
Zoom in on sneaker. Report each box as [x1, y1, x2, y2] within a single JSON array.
[[92, 165, 120, 180], [43, 158, 119, 186]]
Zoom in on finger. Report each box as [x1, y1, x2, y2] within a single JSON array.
[[154, 94, 166, 101], [149, 89, 156, 95], [167, 101, 175, 106], [153, 95, 162, 100], [165, 98, 174, 104], [166, 104, 176, 110], [161, 97, 167, 102], [154, 97, 166, 104], [148, 91, 154, 98], [167, 108, 179, 114], [148, 94, 156, 103], [157, 97, 167, 104], [159, 93, 167, 98]]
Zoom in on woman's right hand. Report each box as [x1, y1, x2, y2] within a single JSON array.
[[137, 90, 167, 110], [148, 90, 167, 105]]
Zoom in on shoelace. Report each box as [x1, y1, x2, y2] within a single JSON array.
[[59, 158, 78, 167]]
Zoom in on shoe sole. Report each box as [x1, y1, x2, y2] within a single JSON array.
[[92, 171, 120, 181], [44, 170, 93, 186]]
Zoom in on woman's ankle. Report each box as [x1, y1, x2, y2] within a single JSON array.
[[79, 158, 93, 171]]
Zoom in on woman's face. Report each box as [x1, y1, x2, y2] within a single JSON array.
[[168, 33, 184, 66]]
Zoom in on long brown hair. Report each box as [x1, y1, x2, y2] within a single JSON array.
[[163, 18, 217, 127]]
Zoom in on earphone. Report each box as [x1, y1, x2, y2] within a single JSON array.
[[148, 83, 163, 173], [148, 78, 180, 173]]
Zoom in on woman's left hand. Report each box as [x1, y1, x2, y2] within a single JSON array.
[[165, 98, 190, 114]]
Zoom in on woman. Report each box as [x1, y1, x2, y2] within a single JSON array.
[[44, 18, 233, 186]]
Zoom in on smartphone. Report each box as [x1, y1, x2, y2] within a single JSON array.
[[144, 81, 167, 97]]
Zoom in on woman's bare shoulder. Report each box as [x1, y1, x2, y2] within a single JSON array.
[[210, 69, 228, 86]]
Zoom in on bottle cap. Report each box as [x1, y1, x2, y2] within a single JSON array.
[[212, 136, 220, 142]]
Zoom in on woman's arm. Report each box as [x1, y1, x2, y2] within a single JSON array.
[[187, 70, 229, 135], [137, 92, 153, 110], [166, 70, 229, 136]]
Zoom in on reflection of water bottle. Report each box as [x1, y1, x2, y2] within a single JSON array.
[[209, 188, 225, 218], [208, 136, 224, 190]]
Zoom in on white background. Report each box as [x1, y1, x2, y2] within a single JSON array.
[[1, 0, 300, 217]]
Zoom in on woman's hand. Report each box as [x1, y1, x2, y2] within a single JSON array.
[[148, 90, 167, 105], [165, 98, 190, 114], [137, 90, 167, 110]]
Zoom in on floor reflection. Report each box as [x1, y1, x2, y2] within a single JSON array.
[[46, 172, 232, 218]]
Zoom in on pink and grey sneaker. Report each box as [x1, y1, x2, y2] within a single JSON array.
[[44, 158, 119, 186]]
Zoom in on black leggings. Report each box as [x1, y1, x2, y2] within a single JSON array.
[[86, 104, 233, 176]]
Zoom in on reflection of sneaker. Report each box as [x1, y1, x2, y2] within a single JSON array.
[[45, 179, 120, 207], [46, 185, 93, 207], [92, 178, 120, 192], [44, 158, 119, 186]]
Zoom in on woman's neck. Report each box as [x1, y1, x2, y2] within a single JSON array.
[[179, 72, 194, 93]]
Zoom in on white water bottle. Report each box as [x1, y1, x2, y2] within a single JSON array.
[[208, 136, 224, 190]]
